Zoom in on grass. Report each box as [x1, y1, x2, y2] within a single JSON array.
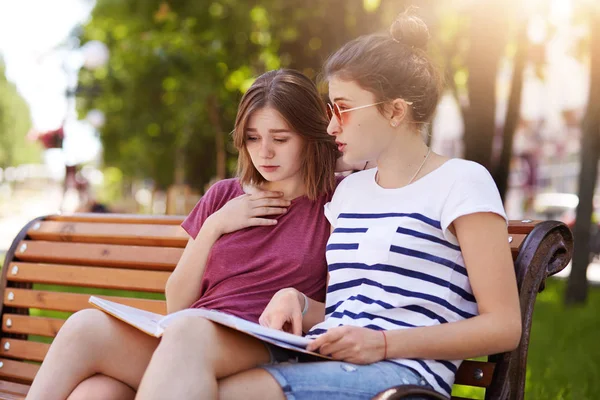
[[453, 278, 600, 399], [1, 253, 598, 399]]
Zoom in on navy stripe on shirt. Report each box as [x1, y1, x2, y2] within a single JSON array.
[[333, 227, 369, 233], [328, 263, 475, 303], [390, 245, 468, 276], [328, 278, 476, 319], [338, 212, 441, 230], [326, 243, 359, 251], [396, 227, 460, 251], [325, 295, 449, 324], [410, 359, 453, 395], [329, 309, 416, 328]]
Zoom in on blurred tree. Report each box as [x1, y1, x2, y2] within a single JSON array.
[[567, 4, 600, 305], [462, 1, 508, 171], [0, 63, 37, 168]]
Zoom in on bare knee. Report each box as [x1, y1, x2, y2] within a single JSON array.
[[160, 316, 215, 349], [58, 309, 109, 341], [67, 374, 135, 400]]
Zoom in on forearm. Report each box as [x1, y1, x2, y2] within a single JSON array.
[[165, 219, 221, 313], [386, 312, 521, 360], [298, 291, 325, 333]]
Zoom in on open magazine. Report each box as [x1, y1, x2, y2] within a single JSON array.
[[88, 296, 329, 359]]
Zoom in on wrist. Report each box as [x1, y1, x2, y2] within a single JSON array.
[[202, 214, 224, 238]]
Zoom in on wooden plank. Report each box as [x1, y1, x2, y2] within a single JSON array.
[[7, 263, 169, 293], [13, 241, 182, 271], [454, 360, 495, 388], [507, 220, 539, 235], [2, 315, 64, 338], [46, 213, 184, 225], [26, 221, 188, 248], [0, 358, 38, 384], [0, 390, 25, 400], [0, 381, 29, 397], [510, 234, 527, 260], [0, 339, 48, 363], [3, 289, 166, 315]]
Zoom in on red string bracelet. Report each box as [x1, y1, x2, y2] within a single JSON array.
[[381, 330, 388, 359]]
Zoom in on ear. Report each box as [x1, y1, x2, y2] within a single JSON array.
[[389, 98, 410, 127]]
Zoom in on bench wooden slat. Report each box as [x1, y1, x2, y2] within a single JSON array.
[[0, 339, 48, 363], [7, 263, 169, 293], [0, 381, 29, 397], [2, 315, 64, 338], [45, 214, 184, 225], [510, 234, 526, 260], [26, 221, 188, 248], [454, 360, 495, 388], [13, 241, 181, 271], [3, 289, 166, 315], [0, 358, 38, 384], [507, 220, 538, 234], [0, 390, 25, 400]]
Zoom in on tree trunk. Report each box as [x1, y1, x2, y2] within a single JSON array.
[[207, 96, 226, 180], [495, 20, 528, 201], [463, 1, 508, 172], [566, 7, 600, 305]]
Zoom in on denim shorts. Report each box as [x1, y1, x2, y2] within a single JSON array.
[[262, 344, 434, 400]]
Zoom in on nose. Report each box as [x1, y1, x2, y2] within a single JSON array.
[[327, 116, 341, 137], [259, 141, 274, 159]]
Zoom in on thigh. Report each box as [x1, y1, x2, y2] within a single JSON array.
[[219, 368, 285, 400], [262, 361, 432, 400], [67, 374, 135, 400], [63, 309, 159, 388], [158, 316, 271, 378]]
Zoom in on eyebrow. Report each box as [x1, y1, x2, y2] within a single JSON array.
[[332, 96, 352, 103], [246, 128, 291, 133]]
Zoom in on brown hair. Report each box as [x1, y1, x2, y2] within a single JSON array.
[[232, 69, 338, 200], [322, 9, 443, 125]]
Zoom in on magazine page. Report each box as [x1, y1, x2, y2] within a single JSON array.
[[158, 308, 329, 360], [159, 308, 311, 347], [89, 296, 165, 337]]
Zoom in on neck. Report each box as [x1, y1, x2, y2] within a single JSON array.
[[260, 176, 306, 200], [376, 130, 430, 189]]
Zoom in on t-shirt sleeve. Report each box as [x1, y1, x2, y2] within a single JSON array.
[[324, 175, 348, 228], [181, 183, 221, 239], [440, 162, 508, 239]]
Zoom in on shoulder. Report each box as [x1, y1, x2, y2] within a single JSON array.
[[437, 158, 495, 185], [335, 169, 374, 191], [204, 178, 244, 201]]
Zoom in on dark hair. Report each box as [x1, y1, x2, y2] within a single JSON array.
[[322, 9, 443, 125], [232, 69, 338, 200]]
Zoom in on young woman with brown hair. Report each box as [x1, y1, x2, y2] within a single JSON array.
[[26, 69, 341, 400]]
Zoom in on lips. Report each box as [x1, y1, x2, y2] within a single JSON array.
[[336, 141, 346, 152], [261, 165, 280, 172]]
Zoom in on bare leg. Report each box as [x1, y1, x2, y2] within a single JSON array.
[[219, 368, 285, 400], [67, 374, 135, 400], [26, 309, 159, 400], [135, 316, 271, 400]]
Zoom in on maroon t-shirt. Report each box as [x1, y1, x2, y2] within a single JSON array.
[[181, 178, 338, 323]]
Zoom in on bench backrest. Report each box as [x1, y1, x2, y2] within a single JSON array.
[[0, 214, 573, 400]]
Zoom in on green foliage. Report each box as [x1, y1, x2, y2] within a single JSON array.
[[78, 0, 407, 191], [0, 63, 38, 167]]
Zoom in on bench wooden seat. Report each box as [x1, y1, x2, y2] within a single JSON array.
[[0, 214, 573, 399]]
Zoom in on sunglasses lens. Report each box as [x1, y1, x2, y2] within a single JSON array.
[[334, 104, 343, 124], [326, 104, 334, 121]]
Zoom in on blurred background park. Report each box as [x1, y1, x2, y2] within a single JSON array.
[[0, 0, 599, 398]]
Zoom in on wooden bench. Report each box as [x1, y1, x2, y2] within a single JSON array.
[[0, 214, 573, 400]]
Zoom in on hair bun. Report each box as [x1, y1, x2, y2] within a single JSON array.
[[390, 10, 430, 50]]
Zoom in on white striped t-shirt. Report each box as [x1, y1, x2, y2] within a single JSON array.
[[306, 159, 507, 397]]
